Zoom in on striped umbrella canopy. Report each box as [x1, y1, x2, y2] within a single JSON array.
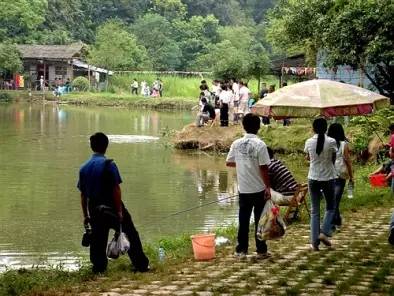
[[251, 79, 389, 119]]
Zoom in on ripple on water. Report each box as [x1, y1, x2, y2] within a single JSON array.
[[108, 135, 160, 144]]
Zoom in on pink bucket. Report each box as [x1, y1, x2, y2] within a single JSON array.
[[190, 233, 215, 260]]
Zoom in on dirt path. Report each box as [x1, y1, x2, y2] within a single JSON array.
[[79, 207, 394, 296]]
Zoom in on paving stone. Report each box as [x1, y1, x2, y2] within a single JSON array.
[[173, 291, 194, 296], [195, 292, 213, 296], [150, 291, 173, 295], [139, 285, 160, 290], [132, 290, 149, 294], [159, 285, 179, 291]]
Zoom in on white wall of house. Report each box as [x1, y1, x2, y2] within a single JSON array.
[[316, 51, 375, 90]]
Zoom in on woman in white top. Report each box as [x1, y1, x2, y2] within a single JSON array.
[[327, 123, 354, 230], [219, 84, 233, 126], [304, 118, 338, 250]]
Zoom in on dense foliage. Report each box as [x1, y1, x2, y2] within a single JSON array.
[[266, 0, 394, 101], [0, 0, 275, 76]]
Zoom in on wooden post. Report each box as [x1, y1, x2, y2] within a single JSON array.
[[42, 60, 46, 100], [88, 65, 91, 91]]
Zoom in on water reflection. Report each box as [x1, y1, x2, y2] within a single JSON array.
[[0, 103, 241, 271]]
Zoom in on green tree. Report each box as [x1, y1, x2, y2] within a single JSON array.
[[0, 0, 47, 42], [172, 15, 219, 69], [131, 13, 182, 70], [266, 0, 394, 102], [182, 0, 249, 25], [0, 43, 22, 73], [88, 20, 151, 71], [151, 0, 187, 20], [196, 25, 270, 80]]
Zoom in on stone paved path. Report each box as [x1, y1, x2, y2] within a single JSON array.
[[79, 208, 394, 296]]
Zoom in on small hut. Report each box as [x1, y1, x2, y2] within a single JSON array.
[[16, 43, 111, 89]]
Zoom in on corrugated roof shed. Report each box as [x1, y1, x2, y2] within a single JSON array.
[[16, 43, 86, 60]]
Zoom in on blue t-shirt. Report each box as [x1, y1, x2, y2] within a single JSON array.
[[77, 154, 122, 206]]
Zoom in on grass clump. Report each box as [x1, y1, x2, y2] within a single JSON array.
[[0, 266, 93, 296]]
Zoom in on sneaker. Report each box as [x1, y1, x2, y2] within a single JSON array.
[[319, 233, 332, 247], [132, 265, 150, 273], [255, 252, 272, 260], [389, 227, 394, 245], [234, 252, 247, 260], [309, 244, 319, 251]]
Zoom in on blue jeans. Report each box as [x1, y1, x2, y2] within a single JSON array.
[[236, 191, 267, 254], [308, 179, 336, 247], [333, 178, 346, 226]]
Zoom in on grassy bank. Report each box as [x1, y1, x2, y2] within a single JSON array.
[[0, 153, 392, 296], [60, 92, 198, 110], [174, 109, 394, 160], [109, 73, 278, 97], [0, 90, 198, 110]]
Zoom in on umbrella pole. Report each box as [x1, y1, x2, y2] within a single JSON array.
[[364, 116, 385, 144]]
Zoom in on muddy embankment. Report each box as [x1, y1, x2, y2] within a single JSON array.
[[173, 122, 384, 162]]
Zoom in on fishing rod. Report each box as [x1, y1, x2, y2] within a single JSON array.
[[142, 193, 239, 229], [168, 193, 239, 217]]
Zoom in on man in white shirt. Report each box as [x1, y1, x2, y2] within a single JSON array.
[[131, 79, 139, 95], [226, 113, 271, 259], [238, 81, 250, 115], [219, 84, 233, 126]]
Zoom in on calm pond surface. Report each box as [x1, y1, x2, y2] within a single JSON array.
[[0, 102, 240, 272]]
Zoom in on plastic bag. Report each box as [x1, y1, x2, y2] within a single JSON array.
[[107, 236, 120, 259], [106, 226, 130, 259], [257, 200, 286, 241]]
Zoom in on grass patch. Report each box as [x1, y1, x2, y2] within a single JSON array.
[[60, 92, 197, 110], [109, 73, 278, 98]]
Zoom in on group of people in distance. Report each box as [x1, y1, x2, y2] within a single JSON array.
[[195, 79, 285, 128], [130, 78, 163, 98]]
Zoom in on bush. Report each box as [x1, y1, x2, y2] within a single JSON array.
[[72, 76, 90, 92], [0, 92, 11, 101]]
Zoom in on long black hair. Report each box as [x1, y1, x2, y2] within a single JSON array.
[[327, 123, 346, 148], [312, 118, 327, 155]]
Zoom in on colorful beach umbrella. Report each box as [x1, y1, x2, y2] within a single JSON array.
[[251, 79, 389, 119]]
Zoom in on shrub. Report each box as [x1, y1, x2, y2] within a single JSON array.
[[72, 76, 90, 92], [0, 92, 11, 101]]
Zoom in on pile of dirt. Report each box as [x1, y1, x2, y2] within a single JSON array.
[[173, 124, 243, 152]]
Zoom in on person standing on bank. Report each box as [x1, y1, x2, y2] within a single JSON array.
[[219, 84, 232, 127], [304, 118, 338, 250], [327, 123, 354, 231], [77, 132, 149, 273], [131, 79, 138, 95], [226, 113, 271, 259]]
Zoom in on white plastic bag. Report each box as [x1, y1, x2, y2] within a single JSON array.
[[106, 226, 130, 259], [107, 236, 120, 259], [257, 200, 286, 241], [118, 230, 130, 254]]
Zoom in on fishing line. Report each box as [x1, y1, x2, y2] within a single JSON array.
[[142, 193, 239, 230]]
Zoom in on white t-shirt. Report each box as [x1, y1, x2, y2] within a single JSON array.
[[304, 134, 338, 181], [219, 90, 233, 104], [132, 81, 138, 88], [232, 83, 240, 101], [226, 134, 271, 193], [239, 86, 250, 103]]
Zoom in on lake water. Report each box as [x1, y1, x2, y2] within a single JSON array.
[[0, 102, 240, 272]]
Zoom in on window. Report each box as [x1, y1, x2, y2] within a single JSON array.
[[55, 66, 67, 76]]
